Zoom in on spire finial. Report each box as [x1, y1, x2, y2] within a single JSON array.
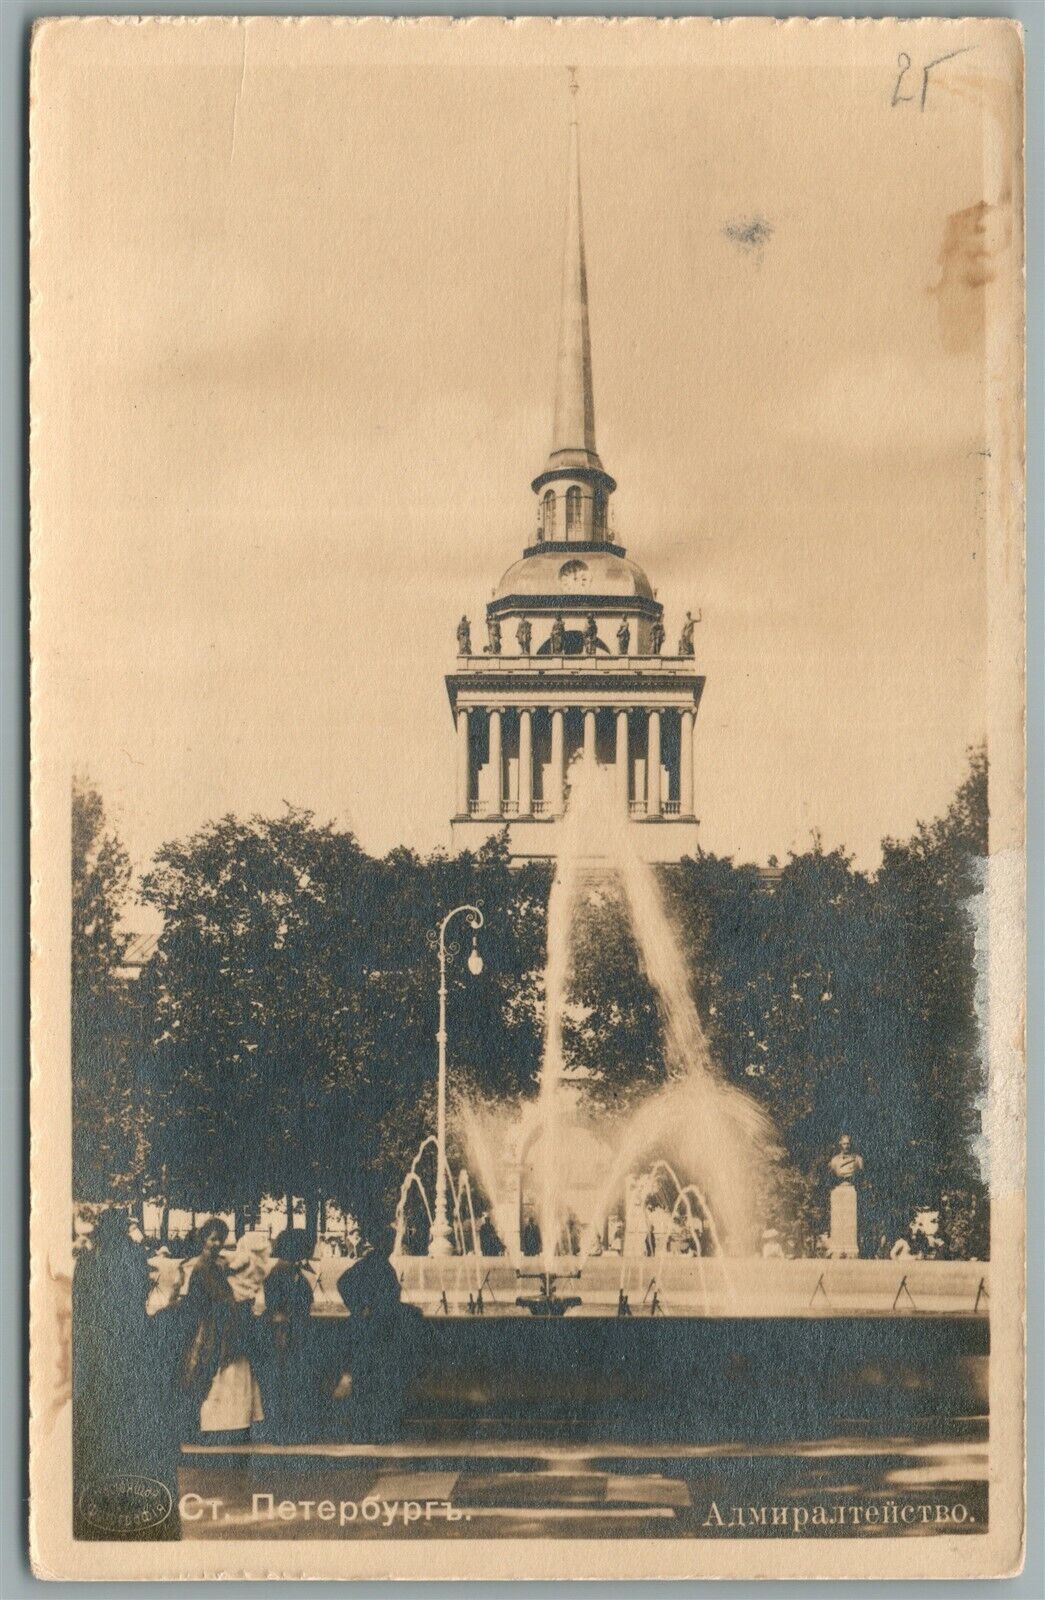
[[530, 67, 617, 509], [540, 70, 601, 474]]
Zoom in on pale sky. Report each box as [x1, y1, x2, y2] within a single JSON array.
[[32, 21, 1011, 877]]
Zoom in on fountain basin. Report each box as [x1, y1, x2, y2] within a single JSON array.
[[376, 1255, 989, 1320], [404, 1313, 988, 1443], [289, 1305, 987, 1446]]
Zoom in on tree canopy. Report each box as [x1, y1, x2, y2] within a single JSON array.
[[73, 749, 989, 1256], [72, 780, 142, 1201]]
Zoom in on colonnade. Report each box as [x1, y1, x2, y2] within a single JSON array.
[[454, 705, 696, 819]]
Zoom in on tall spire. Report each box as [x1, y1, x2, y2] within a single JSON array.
[[545, 70, 603, 475]]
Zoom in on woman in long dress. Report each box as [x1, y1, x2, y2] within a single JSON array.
[[177, 1218, 263, 1441]]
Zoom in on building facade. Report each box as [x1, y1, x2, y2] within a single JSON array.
[[447, 102, 704, 865]]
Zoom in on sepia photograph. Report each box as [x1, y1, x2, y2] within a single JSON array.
[[27, 15, 1026, 1582]]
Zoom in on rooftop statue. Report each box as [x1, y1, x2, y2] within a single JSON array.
[[616, 617, 630, 655], [550, 616, 566, 654], [678, 610, 700, 656], [486, 617, 502, 656], [649, 618, 665, 656], [583, 614, 599, 656], [516, 618, 532, 655], [456, 615, 472, 656]]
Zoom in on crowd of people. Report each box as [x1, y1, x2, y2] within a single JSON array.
[[71, 1208, 425, 1536]]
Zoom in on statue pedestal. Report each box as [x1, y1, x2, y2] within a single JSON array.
[[829, 1181, 859, 1258]]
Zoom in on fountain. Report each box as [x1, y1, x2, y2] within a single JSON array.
[[390, 751, 782, 1315], [514, 1269, 582, 1318], [298, 748, 991, 1463], [384, 754, 988, 1326]]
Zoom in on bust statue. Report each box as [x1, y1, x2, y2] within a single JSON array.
[[616, 617, 630, 655], [825, 1132, 864, 1254], [583, 614, 599, 656], [487, 617, 502, 656], [550, 616, 566, 654], [828, 1134, 864, 1184], [516, 617, 532, 655], [456, 615, 471, 656], [649, 618, 665, 656], [827, 1134, 864, 1258]]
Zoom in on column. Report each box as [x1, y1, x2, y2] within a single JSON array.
[[488, 708, 503, 816], [518, 708, 533, 816], [550, 708, 565, 814], [615, 709, 629, 812], [647, 709, 662, 816], [680, 708, 695, 817], [455, 707, 470, 815], [583, 707, 597, 767]]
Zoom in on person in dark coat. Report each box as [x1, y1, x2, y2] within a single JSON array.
[[336, 1252, 426, 1442], [257, 1228, 320, 1442], [477, 1212, 504, 1256], [520, 1212, 542, 1258], [72, 1209, 179, 1539]]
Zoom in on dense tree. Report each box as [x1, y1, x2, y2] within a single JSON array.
[[140, 818, 550, 1230], [140, 810, 378, 1233], [661, 749, 989, 1253], [78, 751, 990, 1257], [876, 747, 989, 1252], [71, 780, 143, 1202]]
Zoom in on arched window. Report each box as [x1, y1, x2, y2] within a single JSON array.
[[565, 485, 582, 535], [592, 489, 606, 539], [543, 489, 557, 536]]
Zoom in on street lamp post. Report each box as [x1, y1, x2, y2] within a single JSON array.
[[429, 904, 484, 1257]]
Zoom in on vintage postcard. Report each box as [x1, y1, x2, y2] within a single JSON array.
[[28, 15, 1025, 1581]]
